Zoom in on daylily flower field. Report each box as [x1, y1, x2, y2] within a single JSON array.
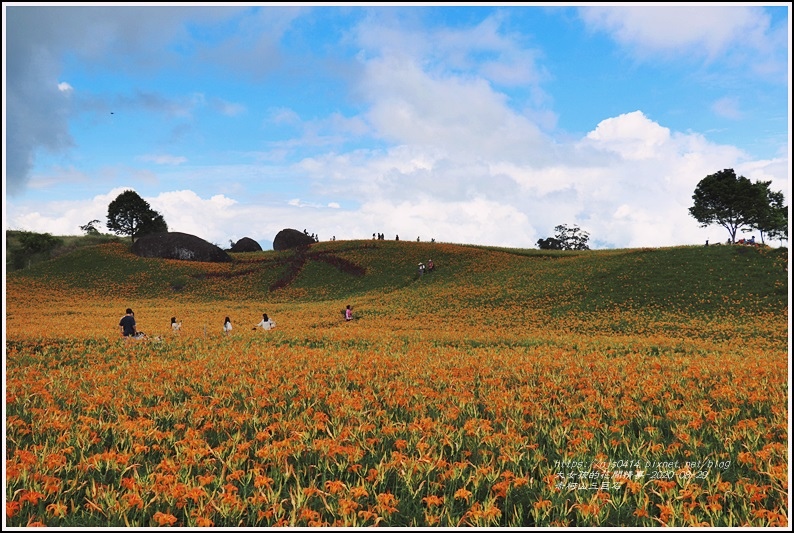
[[4, 240, 789, 527]]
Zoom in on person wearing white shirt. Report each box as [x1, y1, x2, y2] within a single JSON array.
[[256, 313, 276, 330]]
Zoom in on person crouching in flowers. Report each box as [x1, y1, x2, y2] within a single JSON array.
[[120, 308, 137, 338], [254, 313, 276, 330], [171, 316, 182, 332], [223, 316, 232, 335]]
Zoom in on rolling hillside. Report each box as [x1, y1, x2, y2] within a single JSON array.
[[5, 238, 788, 343]]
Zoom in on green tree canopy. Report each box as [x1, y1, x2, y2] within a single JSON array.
[[689, 169, 787, 244], [18, 231, 62, 255], [537, 225, 590, 250], [79, 219, 101, 235], [536, 237, 563, 250], [106, 190, 168, 242], [554, 224, 590, 250], [746, 182, 788, 245]]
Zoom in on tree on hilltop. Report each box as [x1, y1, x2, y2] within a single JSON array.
[[689, 169, 787, 244], [106, 190, 168, 243], [746, 182, 788, 245], [537, 224, 590, 251], [79, 219, 101, 235], [536, 237, 563, 250]]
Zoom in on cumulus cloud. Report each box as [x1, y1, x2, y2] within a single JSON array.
[[362, 56, 548, 165], [7, 188, 129, 236], [585, 111, 671, 160]]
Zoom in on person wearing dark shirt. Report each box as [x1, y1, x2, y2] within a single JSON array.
[[119, 308, 136, 337]]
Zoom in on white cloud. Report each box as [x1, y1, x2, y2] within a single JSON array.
[[57, 81, 73, 93], [585, 111, 671, 160], [7, 187, 131, 236], [362, 56, 548, 165], [579, 6, 771, 61]]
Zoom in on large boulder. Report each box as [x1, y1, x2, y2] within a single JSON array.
[[273, 228, 316, 251], [131, 232, 232, 262], [229, 237, 263, 252]]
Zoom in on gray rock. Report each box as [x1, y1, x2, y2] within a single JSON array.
[[273, 228, 316, 251], [229, 237, 263, 252], [131, 232, 232, 262]]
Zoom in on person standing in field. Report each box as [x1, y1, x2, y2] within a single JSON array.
[[344, 305, 353, 321], [119, 308, 137, 338], [255, 313, 276, 330], [223, 316, 233, 335]]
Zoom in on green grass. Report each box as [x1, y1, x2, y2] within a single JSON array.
[[5, 230, 124, 271], [7, 234, 788, 323]]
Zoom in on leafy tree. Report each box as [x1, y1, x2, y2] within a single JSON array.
[[106, 190, 168, 242], [688, 168, 777, 244], [79, 219, 101, 235], [11, 231, 63, 270], [745, 182, 788, 245], [536, 224, 590, 251], [554, 224, 590, 250], [18, 231, 62, 254], [536, 237, 563, 250], [137, 212, 168, 237]]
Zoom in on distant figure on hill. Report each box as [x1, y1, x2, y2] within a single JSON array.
[[427, 259, 435, 271], [255, 313, 276, 330], [344, 305, 353, 321], [223, 316, 233, 335], [418, 263, 425, 277], [120, 308, 137, 338], [396, 235, 399, 241], [171, 317, 182, 331]]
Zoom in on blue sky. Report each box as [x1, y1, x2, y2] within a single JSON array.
[[3, 3, 790, 250]]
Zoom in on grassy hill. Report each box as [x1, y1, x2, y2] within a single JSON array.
[[6, 237, 788, 340]]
